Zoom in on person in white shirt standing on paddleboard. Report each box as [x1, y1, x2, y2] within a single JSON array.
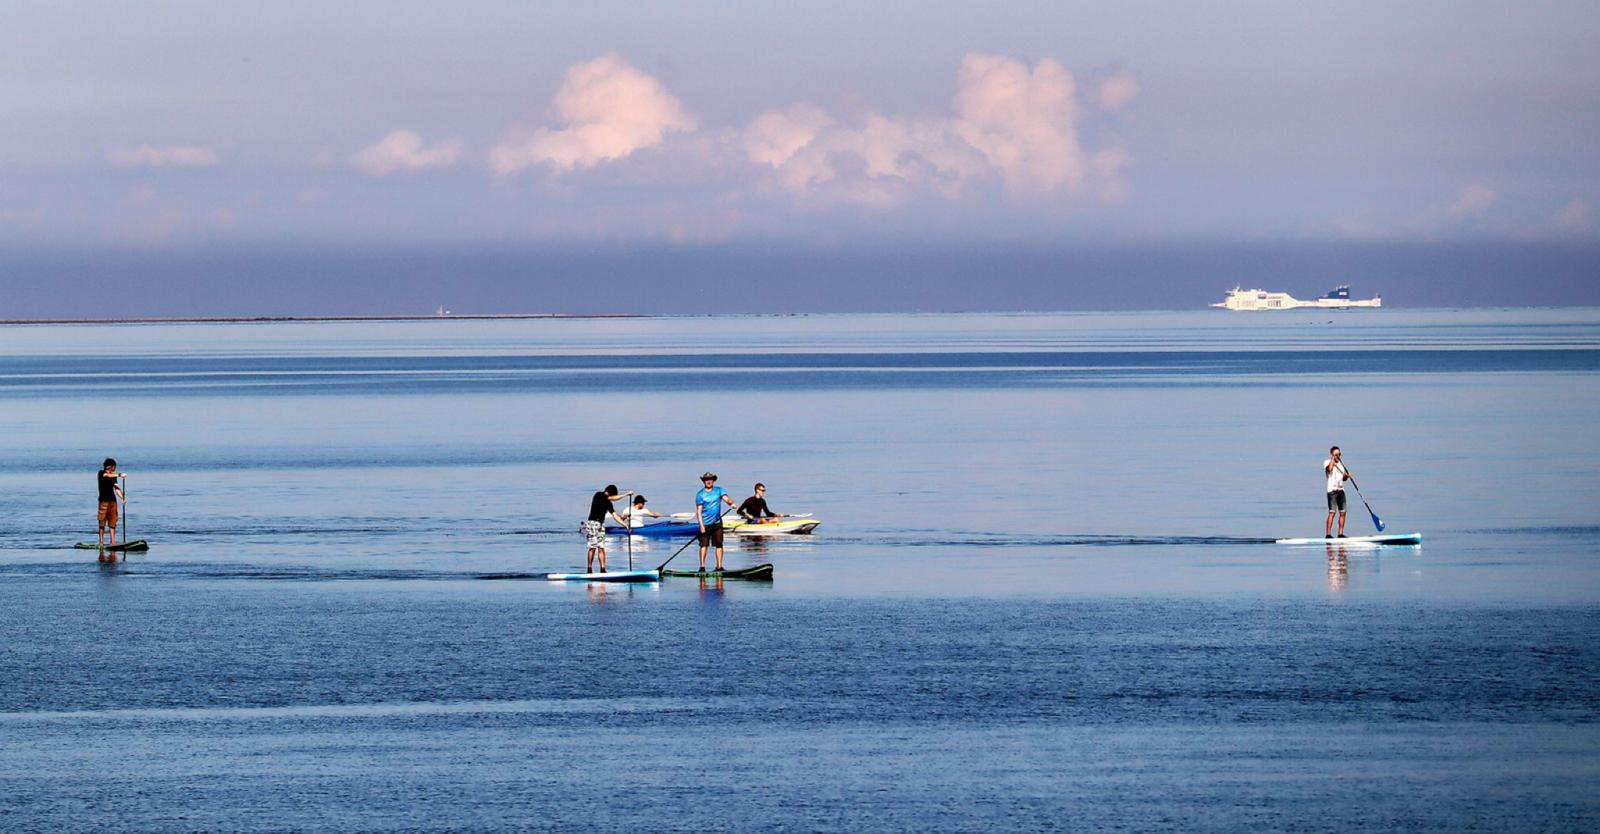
[[1324, 446, 1352, 538], [695, 472, 736, 572]]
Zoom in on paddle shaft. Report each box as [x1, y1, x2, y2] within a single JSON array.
[[1340, 465, 1384, 531], [119, 473, 127, 547], [655, 501, 736, 572]]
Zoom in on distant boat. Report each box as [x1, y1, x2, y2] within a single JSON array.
[[1211, 285, 1381, 311]]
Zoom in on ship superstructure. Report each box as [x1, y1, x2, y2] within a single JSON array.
[[1212, 285, 1381, 310]]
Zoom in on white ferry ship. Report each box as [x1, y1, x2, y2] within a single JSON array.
[[1212, 285, 1381, 311]]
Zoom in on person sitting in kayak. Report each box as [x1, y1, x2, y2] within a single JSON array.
[[1324, 446, 1351, 538], [696, 472, 736, 572], [621, 495, 661, 529], [583, 484, 631, 573], [737, 482, 785, 525]]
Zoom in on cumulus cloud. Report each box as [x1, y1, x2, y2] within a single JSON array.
[[106, 145, 220, 169], [1096, 73, 1140, 112], [491, 53, 697, 174], [350, 130, 464, 177], [953, 54, 1085, 194], [741, 53, 1132, 205], [1446, 184, 1496, 217], [742, 103, 833, 168]]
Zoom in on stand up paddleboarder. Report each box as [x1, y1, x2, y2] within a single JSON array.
[[695, 472, 736, 572], [583, 485, 631, 573], [1324, 446, 1352, 538], [97, 458, 124, 556]]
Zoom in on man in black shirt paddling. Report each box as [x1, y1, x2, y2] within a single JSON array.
[[737, 482, 784, 526], [583, 485, 631, 573]]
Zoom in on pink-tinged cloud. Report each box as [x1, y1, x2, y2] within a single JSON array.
[[351, 131, 464, 177], [1096, 73, 1140, 112], [953, 54, 1084, 195], [743, 54, 1130, 205], [1446, 184, 1496, 217], [492, 53, 697, 174], [106, 145, 221, 169], [742, 104, 832, 167]]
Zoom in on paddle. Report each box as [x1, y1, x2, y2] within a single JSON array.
[[655, 501, 737, 573], [1341, 465, 1385, 532], [119, 473, 128, 548]]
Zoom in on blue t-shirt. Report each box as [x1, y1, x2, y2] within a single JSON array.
[[696, 486, 727, 525]]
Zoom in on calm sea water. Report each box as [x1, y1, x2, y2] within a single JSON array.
[[1, 310, 1597, 832]]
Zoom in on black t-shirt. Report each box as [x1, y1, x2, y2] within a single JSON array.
[[98, 471, 119, 503], [738, 496, 772, 519], [588, 491, 614, 523]]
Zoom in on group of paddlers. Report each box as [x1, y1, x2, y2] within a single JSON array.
[[583, 472, 786, 574]]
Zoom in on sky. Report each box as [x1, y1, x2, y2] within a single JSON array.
[[2, 0, 1598, 315]]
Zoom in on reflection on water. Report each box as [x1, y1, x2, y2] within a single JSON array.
[[1326, 543, 1349, 592]]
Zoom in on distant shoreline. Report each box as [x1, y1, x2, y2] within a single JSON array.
[[0, 313, 644, 326]]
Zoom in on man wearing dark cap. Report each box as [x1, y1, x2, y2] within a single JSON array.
[[584, 484, 631, 573], [694, 472, 736, 572]]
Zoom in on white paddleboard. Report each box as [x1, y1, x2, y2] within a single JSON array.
[[546, 569, 661, 582], [1275, 533, 1422, 546]]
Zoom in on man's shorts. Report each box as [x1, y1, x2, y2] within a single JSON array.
[[98, 500, 119, 527], [698, 523, 724, 549], [1326, 490, 1347, 512], [581, 520, 606, 549]]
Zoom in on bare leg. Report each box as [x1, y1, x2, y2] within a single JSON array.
[[1337, 511, 1347, 537], [714, 543, 724, 572], [587, 547, 596, 573], [1325, 511, 1335, 537], [597, 547, 606, 573], [698, 542, 708, 570]]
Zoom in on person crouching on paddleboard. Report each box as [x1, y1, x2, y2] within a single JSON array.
[[1325, 446, 1352, 538], [696, 472, 736, 572], [97, 458, 124, 554], [737, 482, 784, 525], [584, 485, 631, 573]]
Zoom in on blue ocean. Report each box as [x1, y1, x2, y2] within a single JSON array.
[[1, 309, 1597, 832]]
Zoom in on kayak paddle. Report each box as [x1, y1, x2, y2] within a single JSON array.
[[1342, 467, 1385, 532]]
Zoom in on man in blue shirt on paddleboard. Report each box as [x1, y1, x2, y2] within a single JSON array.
[[1324, 446, 1351, 538], [695, 472, 736, 572]]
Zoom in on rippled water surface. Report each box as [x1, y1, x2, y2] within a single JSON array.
[[2, 310, 1597, 832]]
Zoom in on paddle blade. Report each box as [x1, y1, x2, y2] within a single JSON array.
[[1370, 512, 1385, 532]]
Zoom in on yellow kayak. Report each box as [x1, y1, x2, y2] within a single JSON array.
[[722, 516, 821, 536]]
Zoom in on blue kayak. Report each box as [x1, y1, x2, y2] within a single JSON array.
[[606, 521, 701, 537]]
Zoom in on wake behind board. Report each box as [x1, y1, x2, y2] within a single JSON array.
[[662, 563, 774, 580], [546, 569, 660, 582], [74, 540, 149, 552], [1275, 533, 1421, 546]]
